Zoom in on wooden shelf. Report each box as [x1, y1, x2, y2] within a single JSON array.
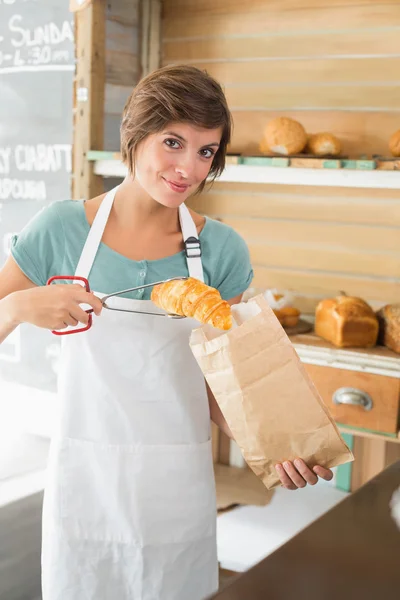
[[87, 151, 400, 189], [290, 333, 400, 379], [337, 424, 400, 444]]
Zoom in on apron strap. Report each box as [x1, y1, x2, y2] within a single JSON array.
[[75, 186, 204, 283], [74, 187, 117, 279], [178, 203, 204, 282]]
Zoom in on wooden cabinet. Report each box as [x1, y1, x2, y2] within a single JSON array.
[[291, 333, 400, 434], [304, 364, 400, 434], [292, 333, 400, 490]]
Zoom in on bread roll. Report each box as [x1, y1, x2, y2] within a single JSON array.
[[262, 117, 307, 156], [306, 133, 341, 156], [151, 277, 232, 330], [259, 137, 270, 155], [274, 306, 300, 328], [389, 129, 400, 157], [315, 295, 378, 348], [376, 304, 400, 354]]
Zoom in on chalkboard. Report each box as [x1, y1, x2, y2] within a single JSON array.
[[0, 0, 74, 392]]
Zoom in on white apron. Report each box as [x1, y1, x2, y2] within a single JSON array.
[[41, 187, 218, 600]]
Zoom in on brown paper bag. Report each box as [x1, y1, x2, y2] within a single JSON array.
[[190, 294, 354, 490]]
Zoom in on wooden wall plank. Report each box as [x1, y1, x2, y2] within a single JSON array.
[[105, 18, 140, 87], [177, 58, 400, 86], [106, 50, 140, 86], [201, 182, 400, 201], [104, 114, 123, 151], [106, 18, 139, 53], [163, 5, 400, 38], [190, 186, 400, 227], [220, 217, 400, 254], [190, 185, 400, 280], [72, 0, 106, 200], [163, 0, 400, 19], [225, 84, 400, 110], [163, 30, 400, 63], [104, 84, 132, 115], [227, 111, 400, 157], [103, 0, 141, 151], [251, 267, 400, 305], [107, 0, 140, 26], [141, 0, 162, 77], [248, 244, 400, 280]]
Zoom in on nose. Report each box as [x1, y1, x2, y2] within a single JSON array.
[[175, 154, 195, 180]]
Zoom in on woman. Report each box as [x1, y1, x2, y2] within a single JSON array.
[[0, 65, 332, 600]]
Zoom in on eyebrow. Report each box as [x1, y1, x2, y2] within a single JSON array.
[[163, 131, 220, 148]]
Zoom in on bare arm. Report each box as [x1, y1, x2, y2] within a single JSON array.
[[0, 255, 103, 344], [206, 293, 242, 439], [0, 256, 37, 344]]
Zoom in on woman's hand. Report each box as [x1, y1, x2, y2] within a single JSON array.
[[275, 459, 333, 490], [6, 284, 103, 331]]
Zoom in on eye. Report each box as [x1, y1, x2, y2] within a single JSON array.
[[199, 148, 216, 159], [164, 138, 181, 149]]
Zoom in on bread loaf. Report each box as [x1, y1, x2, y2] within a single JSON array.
[[389, 129, 400, 157], [315, 295, 379, 348], [306, 133, 341, 156], [262, 117, 307, 156], [376, 304, 400, 354]]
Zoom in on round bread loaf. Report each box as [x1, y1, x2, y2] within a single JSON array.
[[259, 137, 270, 155], [306, 133, 341, 156], [389, 129, 400, 157], [263, 117, 307, 156]]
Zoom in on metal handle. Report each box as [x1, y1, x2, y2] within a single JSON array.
[[101, 276, 188, 304], [332, 387, 373, 411]]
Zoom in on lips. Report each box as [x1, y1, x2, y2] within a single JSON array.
[[162, 177, 190, 193]]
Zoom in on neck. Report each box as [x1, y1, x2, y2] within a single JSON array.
[[113, 176, 180, 233]]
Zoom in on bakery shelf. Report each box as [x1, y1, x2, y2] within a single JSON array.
[[88, 151, 400, 189], [337, 424, 400, 444], [290, 333, 400, 379]]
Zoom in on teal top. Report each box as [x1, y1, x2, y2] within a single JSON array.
[[11, 200, 253, 301]]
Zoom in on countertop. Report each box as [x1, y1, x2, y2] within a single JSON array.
[[210, 460, 400, 599]]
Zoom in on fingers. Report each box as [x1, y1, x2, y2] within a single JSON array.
[[275, 463, 302, 490], [68, 285, 102, 316], [68, 305, 90, 326], [52, 312, 79, 330], [313, 466, 334, 481], [276, 460, 334, 490], [53, 321, 69, 331], [291, 459, 319, 486], [63, 313, 80, 327], [82, 291, 103, 316], [276, 458, 322, 490]]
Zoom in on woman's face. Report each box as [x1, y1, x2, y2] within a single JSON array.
[[133, 122, 223, 207]]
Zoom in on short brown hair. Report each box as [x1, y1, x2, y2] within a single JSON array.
[[120, 64, 232, 193]]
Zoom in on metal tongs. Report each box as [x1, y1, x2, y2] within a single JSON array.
[[101, 276, 188, 317], [47, 275, 188, 335]]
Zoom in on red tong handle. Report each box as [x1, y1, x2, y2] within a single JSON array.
[[46, 275, 93, 335]]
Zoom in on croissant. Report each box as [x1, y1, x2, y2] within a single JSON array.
[[151, 277, 233, 330]]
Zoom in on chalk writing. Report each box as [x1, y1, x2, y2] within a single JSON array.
[[0, 12, 74, 72], [0, 144, 72, 174], [0, 179, 46, 200], [9, 14, 74, 48]]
